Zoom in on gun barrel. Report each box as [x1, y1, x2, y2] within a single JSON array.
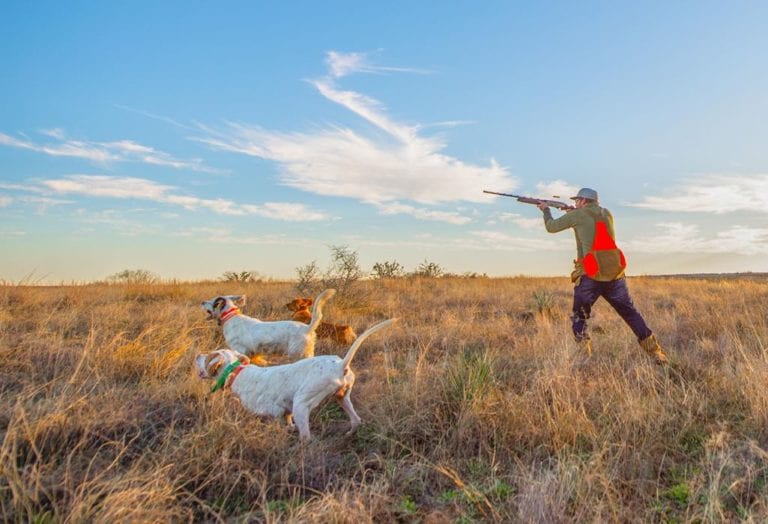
[[482, 190, 521, 198], [483, 189, 574, 210]]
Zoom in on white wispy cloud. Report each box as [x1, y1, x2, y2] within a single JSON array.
[[22, 196, 72, 205], [194, 50, 516, 220], [629, 174, 768, 213], [0, 130, 221, 173], [491, 212, 542, 230], [41, 128, 66, 139], [114, 105, 195, 131], [0, 182, 46, 193], [73, 209, 167, 237], [624, 222, 768, 256], [420, 120, 477, 130], [535, 180, 580, 201], [17, 196, 73, 212], [469, 230, 561, 251], [180, 227, 308, 246], [325, 50, 430, 79], [44, 175, 171, 199], [0, 132, 118, 162], [371, 201, 472, 225], [40, 175, 330, 222], [353, 230, 559, 252]]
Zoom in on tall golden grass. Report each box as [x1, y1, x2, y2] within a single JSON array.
[[1, 276, 768, 522]]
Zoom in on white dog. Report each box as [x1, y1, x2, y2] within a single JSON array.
[[201, 289, 335, 359], [195, 318, 396, 441]]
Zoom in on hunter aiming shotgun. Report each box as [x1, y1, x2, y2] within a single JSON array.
[[483, 190, 575, 211], [534, 186, 669, 364]]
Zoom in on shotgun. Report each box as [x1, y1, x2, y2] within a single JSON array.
[[483, 190, 574, 211]]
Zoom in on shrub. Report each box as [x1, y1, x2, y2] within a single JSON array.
[[371, 260, 405, 279], [221, 271, 259, 283], [295, 245, 364, 297], [411, 260, 444, 278], [106, 269, 158, 284], [295, 260, 322, 295], [323, 245, 364, 292], [531, 290, 556, 316]]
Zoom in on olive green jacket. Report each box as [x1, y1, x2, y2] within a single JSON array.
[[542, 202, 622, 280]]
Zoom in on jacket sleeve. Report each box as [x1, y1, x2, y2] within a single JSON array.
[[543, 208, 579, 233], [604, 209, 617, 238]]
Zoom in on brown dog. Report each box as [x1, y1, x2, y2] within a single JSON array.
[[285, 297, 357, 345]]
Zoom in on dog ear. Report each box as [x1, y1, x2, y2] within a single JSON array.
[[232, 295, 246, 307], [300, 298, 313, 307], [206, 353, 223, 375]]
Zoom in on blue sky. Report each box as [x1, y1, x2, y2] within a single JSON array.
[[2, 1, 768, 282]]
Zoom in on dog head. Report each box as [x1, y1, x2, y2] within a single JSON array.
[[201, 295, 246, 322], [195, 349, 250, 379], [284, 297, 313, 312]]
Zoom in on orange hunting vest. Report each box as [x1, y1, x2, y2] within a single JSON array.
[[581, 208, 626, 281]]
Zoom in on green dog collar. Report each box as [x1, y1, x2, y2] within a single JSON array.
[[210, 361, 242, 393]]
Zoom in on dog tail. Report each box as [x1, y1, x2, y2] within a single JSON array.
[[341, 318, 397, 369], [307, 288, 336, 334]]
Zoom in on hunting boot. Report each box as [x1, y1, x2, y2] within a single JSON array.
[[577, 338, 592, 356], [639, 334, 668, 364]]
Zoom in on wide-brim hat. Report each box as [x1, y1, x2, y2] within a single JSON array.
[[570, 187, 598, 201]]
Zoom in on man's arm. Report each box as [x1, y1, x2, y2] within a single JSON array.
[[538, 204, 579, 233]]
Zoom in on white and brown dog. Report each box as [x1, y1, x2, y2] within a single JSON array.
[[195, 318, 396, 441], [201, 289, 335, 360]]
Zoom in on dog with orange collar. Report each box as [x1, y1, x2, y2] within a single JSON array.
[[201, 289, 335, 360]]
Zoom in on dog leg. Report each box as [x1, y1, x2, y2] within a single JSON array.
[[292, 406, 312, 442], [337, 394, 362, 434]]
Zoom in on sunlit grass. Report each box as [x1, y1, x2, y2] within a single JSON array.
[[1, 276, 768, 521]]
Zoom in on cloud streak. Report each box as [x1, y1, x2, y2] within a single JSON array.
[[325, 50, 430, 79], [0, 130, 221, 174], [490, 212, 542, 230], [624, 222, 768, 256], [39, 175, 330, 222], [371, 201, 472, 225], [179, 227, 309, 246], [629, 174, 768, 213], [194, 51, 516, 222], [535, 180, 580, 201], [73, 209, 168, 237], [468, 230, 562, 251]]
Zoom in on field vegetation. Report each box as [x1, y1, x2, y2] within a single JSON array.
[[2, 275, 768, 522]]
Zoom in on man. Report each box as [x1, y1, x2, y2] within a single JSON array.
[[536, 187, 668, 363]]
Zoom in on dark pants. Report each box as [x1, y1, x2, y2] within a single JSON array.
[[572, 276, 652, 342]]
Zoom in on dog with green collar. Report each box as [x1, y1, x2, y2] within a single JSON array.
[[195, 319, 397, 441]]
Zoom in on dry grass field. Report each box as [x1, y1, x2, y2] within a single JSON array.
[[2, 275, 768, 522]]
